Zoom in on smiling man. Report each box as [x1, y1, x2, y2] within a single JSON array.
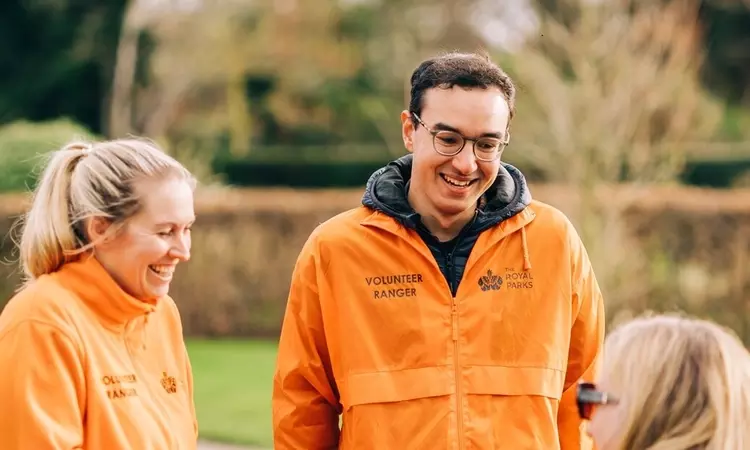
[[272, 52, 606, 450]]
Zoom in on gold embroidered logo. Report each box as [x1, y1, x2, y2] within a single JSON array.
[[161, 372, 177, 394]]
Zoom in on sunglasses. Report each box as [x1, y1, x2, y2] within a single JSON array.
[[576, 382, 619, 420]]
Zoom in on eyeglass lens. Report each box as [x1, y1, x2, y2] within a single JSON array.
[[433, 130, 502, 160]]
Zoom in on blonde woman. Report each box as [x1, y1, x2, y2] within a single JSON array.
[[577, 313, 750, 450], [0, 139, 199, 449]]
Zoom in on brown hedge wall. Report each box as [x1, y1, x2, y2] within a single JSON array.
[[1, 186, 749, 343]]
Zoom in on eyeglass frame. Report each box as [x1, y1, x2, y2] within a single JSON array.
[[410, 112, 510, 162], [576, 381, 619, 420]]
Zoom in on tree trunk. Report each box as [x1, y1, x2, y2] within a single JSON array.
[[108, 0, 140, 139]]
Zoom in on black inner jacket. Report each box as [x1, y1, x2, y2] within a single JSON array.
[[362, 154, 532, 296]]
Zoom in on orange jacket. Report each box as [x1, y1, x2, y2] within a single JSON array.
[[0, 254, 198, 449], [273, 158, 605, 449]]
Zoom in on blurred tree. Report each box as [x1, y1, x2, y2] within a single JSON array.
[[504, 0, 723, 315], [2, 0, 750, 151], [699, 1, 750, 106], [509, 0, 722, 186], [0, 0, 129, 135], [109, 0, 145, 139], [95, 0, 750, 171], [114, 0, 365, 156], [112, 0, 499, 160]]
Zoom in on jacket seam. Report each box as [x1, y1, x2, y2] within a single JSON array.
[[0, 318, 84, 357], [348, 364, 566, 376], [465, 363, 566, 372], [348, 364, 453, 376]]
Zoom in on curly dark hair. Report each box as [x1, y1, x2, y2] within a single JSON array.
[[408, 51, 516, 131]]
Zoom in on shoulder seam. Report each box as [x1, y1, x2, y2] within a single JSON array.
[[0, 319, 82, 352]]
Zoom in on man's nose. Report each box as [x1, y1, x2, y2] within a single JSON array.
[[452, 142, 479, 175]]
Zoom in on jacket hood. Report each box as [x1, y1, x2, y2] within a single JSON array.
[[362, 154, 532, 233]]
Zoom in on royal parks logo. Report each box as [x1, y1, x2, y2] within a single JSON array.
[[478, 269, 502, 291], [478, 268, 534, 291]]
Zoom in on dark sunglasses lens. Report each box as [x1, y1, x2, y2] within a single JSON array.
[[577, 383, 597, 420], [578, 401, 595, 420]]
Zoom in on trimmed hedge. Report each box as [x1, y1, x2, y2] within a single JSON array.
[[2, 186, 749, 344], [0, 118, 97, 192], [215, 159, 391, 188], [213, 146, 750, 189], [681, 157, 750, 188]]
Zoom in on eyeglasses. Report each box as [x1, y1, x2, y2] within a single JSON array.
[[577, 382, 619, 420], [411, 112, 509, 162]]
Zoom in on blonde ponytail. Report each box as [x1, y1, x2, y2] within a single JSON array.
[[19, 143, 89, 281]]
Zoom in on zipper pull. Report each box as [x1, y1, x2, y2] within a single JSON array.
[[451, 299, 458, 341]]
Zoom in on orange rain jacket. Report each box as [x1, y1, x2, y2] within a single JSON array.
[[273, 155, 605, 449], [0, 254, 198, 449]]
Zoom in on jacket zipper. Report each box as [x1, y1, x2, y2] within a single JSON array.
[[446, 251, 465, 450], [419, 216, 475, 449], [125, 317, 175, 448], [451, 295, 464, 449]]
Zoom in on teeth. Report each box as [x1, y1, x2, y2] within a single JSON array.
[[443, 175, 471, 187], [149, 265, 175, 276]]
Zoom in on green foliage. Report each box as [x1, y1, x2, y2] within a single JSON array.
[[681, 156, 750, 188], [212, 143, 392, 188], [337, 4, 378, 40], [718, 104, 750, 141], [214, 150, 391, 188], [0, 118, 98, 193], [699, 2, 750, 104], [0, 1, 128, 134]]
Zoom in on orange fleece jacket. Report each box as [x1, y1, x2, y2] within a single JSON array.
[[0, 254, 198, 449]]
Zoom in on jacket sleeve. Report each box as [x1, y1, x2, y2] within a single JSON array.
[[272, 233, 341, 449], [0, 320, 85, 449], [184, 347, 199, 439], [558, 227, 606, 450]]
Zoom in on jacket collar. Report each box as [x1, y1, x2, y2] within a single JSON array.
[[361, 154, 532, 235], [54, 253, 157, 329]]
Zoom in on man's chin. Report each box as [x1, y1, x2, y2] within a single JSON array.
[[435, 199, 479, 218]]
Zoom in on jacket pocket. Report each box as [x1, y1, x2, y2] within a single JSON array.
[[464, 366, 566, 449], [464, 365, 565, 399], [340, 366, 454, 450], [342, 365, 454, 408]]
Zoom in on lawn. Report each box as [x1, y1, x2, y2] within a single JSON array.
[[186, 339, 278, 448]]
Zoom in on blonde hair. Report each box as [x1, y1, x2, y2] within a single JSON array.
[[604, 313, 750, 450], [16, 137, 195, 284]]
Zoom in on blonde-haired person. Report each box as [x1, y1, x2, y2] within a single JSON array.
[[577, 313, 750, 450], [0, 139, 199, 449]]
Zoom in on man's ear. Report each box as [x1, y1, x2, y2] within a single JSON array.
[[400, 110, 415, 153], [86, 217, 114, 245]]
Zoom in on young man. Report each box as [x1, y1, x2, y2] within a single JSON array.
[[272, 52, 605, 449]]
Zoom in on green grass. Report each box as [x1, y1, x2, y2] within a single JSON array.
[[186, 339, 278, 447]]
